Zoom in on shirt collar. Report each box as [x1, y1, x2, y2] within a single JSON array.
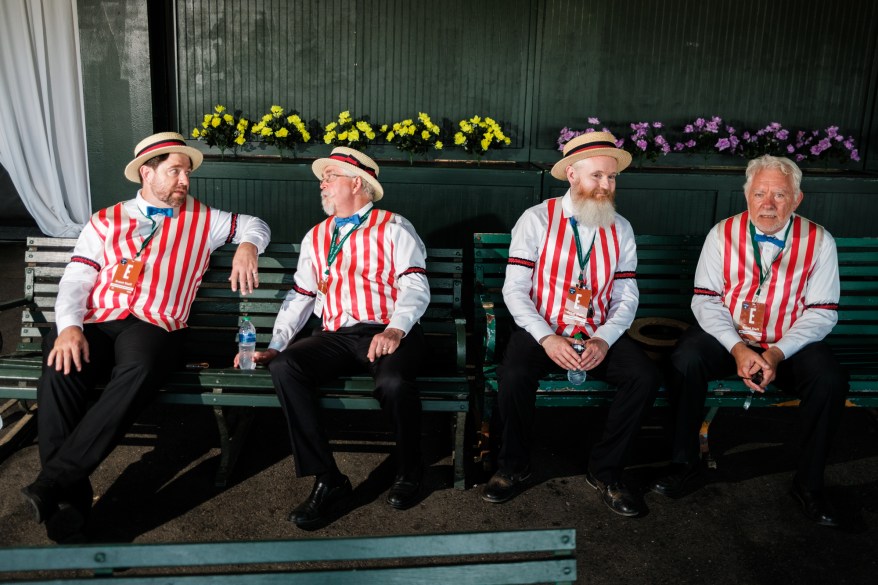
[[136, 191, 179, 219], [561, 190, 575, 218]]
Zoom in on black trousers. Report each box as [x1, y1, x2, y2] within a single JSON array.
[[496, 329, 660, 484], [668, 325, 848, 491], [36, 317, 186, 489], [268, 323, 425, 478]]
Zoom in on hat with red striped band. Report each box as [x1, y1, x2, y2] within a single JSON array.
[[550, 131, 631, 180], [124, 132, 204, 183], [312, 147, 384, 201]]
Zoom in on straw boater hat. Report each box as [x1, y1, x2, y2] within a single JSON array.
[[124, 132, 204, 183], [550, 131, 632, 180], [312, 147, 384, 201]]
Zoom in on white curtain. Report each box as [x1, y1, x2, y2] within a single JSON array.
[[0, 0, 91, 237]]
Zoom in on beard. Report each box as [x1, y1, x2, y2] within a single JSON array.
[[571, 195, 616, 228], [321, 196, 335, 217]]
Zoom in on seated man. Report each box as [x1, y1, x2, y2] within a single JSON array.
[[244, 147, 430, 528], [482, 132, 660, 517], [22, 132, 271, 542], [651, 155, 848, 527]]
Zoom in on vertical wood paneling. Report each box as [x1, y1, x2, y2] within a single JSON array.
[[176, 0, 534, 148]]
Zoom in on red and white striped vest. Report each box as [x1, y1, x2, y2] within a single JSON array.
[[718, 212, 823, 347], [84, 196, 213, 331], [532, 198, 622, 337], [309, 209, 404, 331]]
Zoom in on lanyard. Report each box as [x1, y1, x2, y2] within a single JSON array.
[[325, 207, 373, 279], [569, 217, 596, 286], [136, 210, 163, 259], [749, 220, 793, 296]]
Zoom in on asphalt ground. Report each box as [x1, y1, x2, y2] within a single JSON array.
[[1, 240, 876, 584]]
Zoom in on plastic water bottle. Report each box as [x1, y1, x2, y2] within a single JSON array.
[[567, 333, 587, 386], [238, 317, 257, 370]]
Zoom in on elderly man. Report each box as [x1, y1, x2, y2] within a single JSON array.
[[22, 132, 271, 541], [651, 155, 847, 527], [245, 147, 429, 528], [481, 132, 660, 517]]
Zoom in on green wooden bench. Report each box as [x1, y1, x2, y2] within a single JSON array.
[[0, 528, 577, 584], [0, 237, 470, 489], [473, 232, 878, 464]]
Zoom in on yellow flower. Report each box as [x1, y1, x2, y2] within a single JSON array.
[[339, 131, 348, 141], [349, 129, 360, 141], [454, 132, 466, 145], [211, 117, 221, 128], [481, 138, 490, 151], [202, 121, 209, 129], [421, 130, 431, 140], [460, 121, 473, 133], [485, 117, 496, 125], [214, 105, 226, 113], [262, 114, 272, 123], [270, 105, 283, 115], [338, 111, 351, 123], [287, 114, 300, 124], [260, 127, 273, 136], [402, 119, 413, 126], [472, 115, 482, 124], [387, 131, 396, 141], [504, 136, 511, 145], [191, 128, 201, 138], [235, 135, 245, 145], [366, 131, 375, 140], [302, 130, 311, 141], [276, 127, 289, 138], [203, 114, 212, 123], [392, 123, 401, 132], [324, 131, 336, 144], [435, 141, 443, 150], [238, 118, 249, 127], [325, 122, 337, 131], [223, 114, 233, 124], [356, 120, 370, 132]]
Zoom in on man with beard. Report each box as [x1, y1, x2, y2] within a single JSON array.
[[243, 147, 430, 528], [481, 132, 660, 517], [21, 132, 271, 542], [651, 155, 847, 527]]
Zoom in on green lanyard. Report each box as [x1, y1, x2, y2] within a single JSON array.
[[570, 217, 596, 286], [748, 220, 793, 296], [136, 210, 163, 259], [324, 207, 373, 279]]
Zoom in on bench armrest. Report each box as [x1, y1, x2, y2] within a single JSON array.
[[454, 315, 466, 373], [0, 297, 30, 312]]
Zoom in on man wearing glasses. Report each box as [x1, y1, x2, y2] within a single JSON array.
[[241, 147, 430, 528]]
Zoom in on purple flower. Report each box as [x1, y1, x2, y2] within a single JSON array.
[[588, 117, 600, 125], [851, 149, 860, 161], [826, 126, 839, 138], [684, 124, 694, 133], [795, 154, 806, 161], [716, 138, 731, 152], [636, 139, 647, 151], [673, 142, 686, 151], [787, 144, 795, 153], [686, 140, 696, 148], [652, 122, 663, 128], [776, 129, 789, 141]]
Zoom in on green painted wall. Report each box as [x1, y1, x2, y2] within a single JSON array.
[[77, 0, 878, 242]]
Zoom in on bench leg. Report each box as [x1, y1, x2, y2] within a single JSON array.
[[212, 405, 256, 488], [699, 406, 719, 470], [0, 399, 38, 459], [452, 411, 467, 490]]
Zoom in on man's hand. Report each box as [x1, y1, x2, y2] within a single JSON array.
[[582, 337, 610, 370], [47, 326, 89, 375], [229, 242, 259, 295], [731, 342, 783, 392], [233, 348, 279, 368], [368, 327, 405, 362], [541, 335, 583, 371]]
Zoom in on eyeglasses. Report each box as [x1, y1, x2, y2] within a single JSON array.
[[321, 173, 351, 184]]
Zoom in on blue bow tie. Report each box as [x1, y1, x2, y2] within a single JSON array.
[[753, 233, 784, 247], [335, 214, 360, 228], [146, 206, 173, 218]]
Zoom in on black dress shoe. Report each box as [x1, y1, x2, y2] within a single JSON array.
[[386, 469, 422, 510], [481, 468, 532, 504], [46, 479, 93, 543], [585, 471, 643, 517], [790, 480, 840, 528], [21, 479, 60, 524], [288, 476, 352, 528], [650, 463, 701, 498]]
